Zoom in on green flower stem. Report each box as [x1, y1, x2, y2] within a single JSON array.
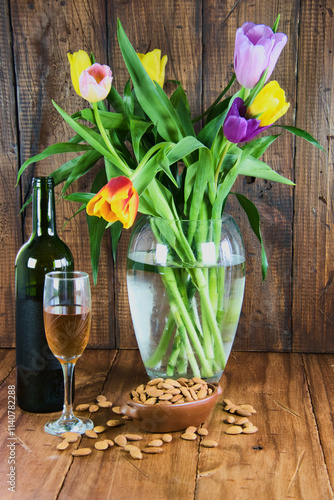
[[191, 267, 226, 369], [131, 142, 172, 183], [169, 305, 201, 378], [162, 267, 213, 378], [166, 338, 181, 376], [209, 268, 218, 314], [145, 313, 176, 368], [191, 73, 236, 123], [149, 216, 225, 376], [92, 102, 132, 176], [176, 344, 188, 374], [214, 141, 230, 186], [216, 266, 226, 330]]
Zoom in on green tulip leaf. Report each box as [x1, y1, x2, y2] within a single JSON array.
[[17, 143, 93, 184], [232, 192, 268, 280], [241, 134, 281, 159], [277, 125, 325, 151], [86, 169, 109, 284], [77, 109, 128, 130], [117, 19, 183, 143], [62, 150, 103, 194], [53, 100, 132, 176]]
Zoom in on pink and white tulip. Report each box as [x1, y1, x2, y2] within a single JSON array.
[[79, 63, 113, 103]]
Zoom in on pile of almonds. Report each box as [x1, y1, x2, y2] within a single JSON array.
[[130, 377, 213, 405], [222, 398, 258, 434], [56, 423, 217, 459], [53, 383, 259, 459]]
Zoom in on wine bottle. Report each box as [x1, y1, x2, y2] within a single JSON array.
[[15, 176, 74, 412]]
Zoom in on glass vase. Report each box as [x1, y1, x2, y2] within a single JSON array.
[[126, 215, 245, 382]]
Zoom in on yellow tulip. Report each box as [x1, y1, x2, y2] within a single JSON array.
[[137, 49, 167, 88], [246, 81, 290, 127], [67, 50, 92, 96]]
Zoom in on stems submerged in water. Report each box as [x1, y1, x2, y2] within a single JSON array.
[[128, 216, 245, 381]]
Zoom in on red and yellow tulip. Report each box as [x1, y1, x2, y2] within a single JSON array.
[[86, 176, 139, 229]]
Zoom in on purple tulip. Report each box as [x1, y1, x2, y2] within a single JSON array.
[[234, 22, 287, 89], [223, 97, 270, 143]]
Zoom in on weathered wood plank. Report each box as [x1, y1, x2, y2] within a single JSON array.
[[108, 0, 203, 348], [58, 349, 198, 500], [196, 352, 333, 499], [10, 0, 114, 348], [0, 349, 116, 500], [292, 0, 334, 352], [0, 350, 333, 498], [203, 0, 298, 351], [0, 0, 21, 347], [0, 349, 15, 385], [303, 354, 334, 490]]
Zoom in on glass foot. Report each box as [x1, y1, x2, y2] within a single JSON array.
[[44, 415, 94, 436]]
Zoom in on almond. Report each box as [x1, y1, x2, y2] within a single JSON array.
[[85, 429, 98, 439], [89, 404, 99, 413], [148, 439, 163, 447], [201, 439, 218, 448], [225, 425, 243, 435], [130, 447, 143, 460], [242, 426, 258, 434], [75, 404, 90, 412], [124, 434, 142, 441], [142, 447, 163, 454], [57, 440, 70, 450], [61, 432, 80, 443], [94, 426, 106, 434], [98, 401, 112, 408], [181, 432, 197, 441], [96, 395, 107, 402], [94, 440, 109, 451], [72, 448, 92, 456], [114, 435, 127, 447], [106, 419, 124, 428]]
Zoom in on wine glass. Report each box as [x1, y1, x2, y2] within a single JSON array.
[[43, 271, 94, 435]]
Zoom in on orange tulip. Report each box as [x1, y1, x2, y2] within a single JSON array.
[[86, 176, 139, 228]]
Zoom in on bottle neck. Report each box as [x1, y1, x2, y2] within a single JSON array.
[[31, 177, 57, 237]]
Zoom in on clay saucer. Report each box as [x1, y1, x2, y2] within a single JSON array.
[[120, 383, 222, 433]]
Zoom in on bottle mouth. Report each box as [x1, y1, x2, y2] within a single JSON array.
[[32, 176, 54, 188]]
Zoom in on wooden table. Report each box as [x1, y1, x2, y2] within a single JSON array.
[[0, 349, 333, 500]]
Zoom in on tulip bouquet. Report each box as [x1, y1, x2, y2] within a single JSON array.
[[18, 18, 322, 379]]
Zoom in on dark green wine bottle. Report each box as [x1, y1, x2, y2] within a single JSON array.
[[15, 176, 74, 412]]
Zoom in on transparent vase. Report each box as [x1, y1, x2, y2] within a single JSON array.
[[127, 215, 245, 382]]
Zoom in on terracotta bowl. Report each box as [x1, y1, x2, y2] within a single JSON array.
[[120, 383, 222, 433]]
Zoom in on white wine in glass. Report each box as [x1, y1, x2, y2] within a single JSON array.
[[43, 271, 94, 435]]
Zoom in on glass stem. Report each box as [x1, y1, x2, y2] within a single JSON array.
[[61, 362, 75, 421]]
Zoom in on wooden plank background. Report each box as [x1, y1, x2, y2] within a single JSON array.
[[1, 0, 333, 352]]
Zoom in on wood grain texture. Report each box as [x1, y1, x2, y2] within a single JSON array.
[[0, 349, 116, 500], [197, 352, 333, 499], [292, 0, 334, 352], [0, 0, 21, 346], [1, 0, 333, 351], [10, 0, 115, 347], [0, 350, 333, 499], [303, 354, 334, 488], [58, 349, 199, 500]]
